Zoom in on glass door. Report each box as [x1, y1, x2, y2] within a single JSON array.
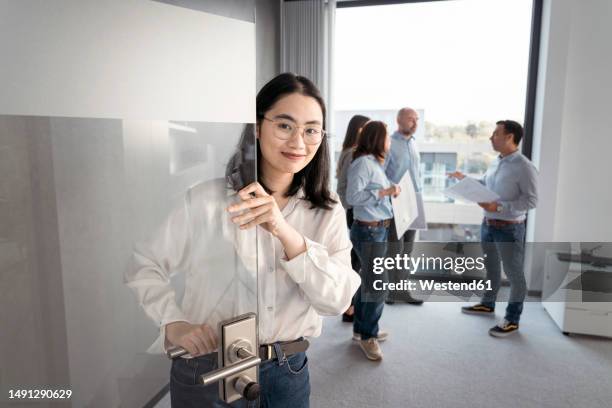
[[0, 1, 258, 406]]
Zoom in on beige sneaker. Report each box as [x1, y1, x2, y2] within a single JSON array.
[[359, 338, 383, 361], [353, 331, 388, 342]]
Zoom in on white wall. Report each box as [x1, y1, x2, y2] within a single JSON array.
[[528, 0, 612, 290], [550, 0, 612, 242], [0, 0, 256, 122], [156, 0, 281, 88]]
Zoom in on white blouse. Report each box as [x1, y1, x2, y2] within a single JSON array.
[[125, 178, 361, 353]]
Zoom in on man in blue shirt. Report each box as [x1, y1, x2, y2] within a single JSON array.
[[384, 107, 424, 305], [450, 120, 538, 337]]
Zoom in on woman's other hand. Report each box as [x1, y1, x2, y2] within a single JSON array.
[[165, 321, 218, 357]]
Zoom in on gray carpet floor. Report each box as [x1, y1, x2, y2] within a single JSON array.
[[309, 300, 612, 408]]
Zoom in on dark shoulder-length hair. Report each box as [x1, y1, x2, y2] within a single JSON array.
[[226, 72, 336, 210], [342, 114, 370, 150], [353, 121, 388, 164]]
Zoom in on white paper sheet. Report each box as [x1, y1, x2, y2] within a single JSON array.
[[444, 177, 500, 203], [391, 172, 418, 238], [408, 192, 428, 230]]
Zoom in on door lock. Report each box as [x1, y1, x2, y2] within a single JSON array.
[[234, 374, 260, 401], [166, 313, 260, 403]]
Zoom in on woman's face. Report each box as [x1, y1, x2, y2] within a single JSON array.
[[258, 93, 324, 175]]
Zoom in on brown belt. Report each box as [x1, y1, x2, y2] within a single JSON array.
[[355, 218, 392, 228], [485, 218, 524, 227], [259, 338, 309, 362]]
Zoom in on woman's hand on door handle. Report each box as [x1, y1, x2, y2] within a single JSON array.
[[165, 321, 218, 357]]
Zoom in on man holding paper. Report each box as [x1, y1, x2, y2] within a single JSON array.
[[449, 120, 538, 337], [384, 107, 425, 305]]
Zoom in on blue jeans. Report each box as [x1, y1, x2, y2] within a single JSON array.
[[170, 347, 309, 407], [480, 221, 527, 324], [350, 222, 389, 340]]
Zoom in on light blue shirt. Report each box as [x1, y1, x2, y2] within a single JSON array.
[[346, 154, 394, 222], [385, 131, 422, 191], [480, 150, 538, 221]]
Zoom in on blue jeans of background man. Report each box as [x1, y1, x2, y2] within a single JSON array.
[[350, 222, 389, 340], [480, 221, 527, 324], [170, 344, 309, 408]]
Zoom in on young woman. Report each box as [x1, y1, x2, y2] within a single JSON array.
[[346, 121, 400, 361], [126, 73, 360, 407], [336, 114, 369, 322]]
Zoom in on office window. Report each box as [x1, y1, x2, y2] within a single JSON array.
[[333, 0, 536, 240]]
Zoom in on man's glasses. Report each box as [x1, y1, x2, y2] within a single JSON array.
[[262, 116, 325, 145]]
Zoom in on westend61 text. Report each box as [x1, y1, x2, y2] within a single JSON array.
[[373, 279, 493, 292]]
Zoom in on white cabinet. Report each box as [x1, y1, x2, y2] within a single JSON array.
[[542, 251, 612, 338]]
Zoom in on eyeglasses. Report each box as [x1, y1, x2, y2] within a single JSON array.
[[262, 116, 325, 145]]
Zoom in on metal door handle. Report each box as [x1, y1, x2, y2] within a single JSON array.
[[165, 346, 261, 386], [166, 346, 190, 359], [200, 355, 261, 386], [165, 313, 259, 403], [166, 344, 255, 361]]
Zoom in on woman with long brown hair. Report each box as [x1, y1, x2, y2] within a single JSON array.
[[346, 120, 399, 361]]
